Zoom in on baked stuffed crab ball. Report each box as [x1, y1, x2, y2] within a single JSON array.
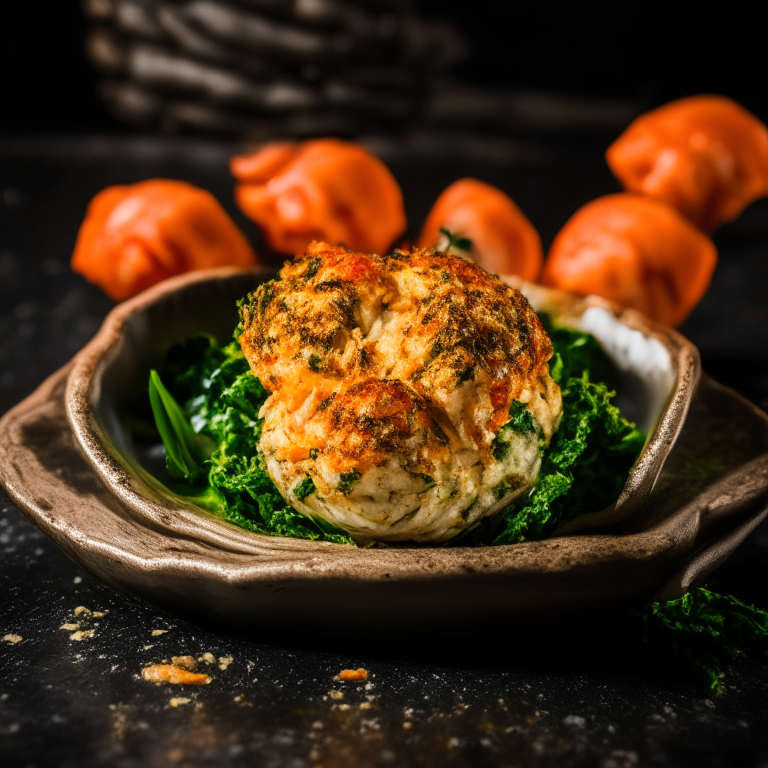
[[239, 242, 562, 543]]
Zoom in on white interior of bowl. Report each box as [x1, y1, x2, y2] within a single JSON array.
[[576, 306, 675, 434]]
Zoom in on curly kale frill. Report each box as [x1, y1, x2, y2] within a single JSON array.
[[634, 588, 768, 694], [466, 321, 645, 546]]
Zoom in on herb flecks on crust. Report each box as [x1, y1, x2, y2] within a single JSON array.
[[237, 242, 562, 543]]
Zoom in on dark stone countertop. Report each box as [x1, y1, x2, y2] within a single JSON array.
[[1, 136, 767, 768]]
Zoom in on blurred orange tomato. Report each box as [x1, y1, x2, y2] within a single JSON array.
[[417, 178, 543, 281], [231, 139, 406, 256], [607, 95, 768, 232], [71, 179, 257, 301], [542, 194, 717, 327]]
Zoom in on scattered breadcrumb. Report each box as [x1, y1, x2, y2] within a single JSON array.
[[152, 630, 168, 637], [359, 702, 372, 710], [169, 697, 191, 707], [329, 690, 344, 700], [2, 634, 22, 644], [403, 722, 413, 730], [141, 664, 211, 685], [59, 607, 104, 640], [339, 668, 368, 682], [199, 653, 216, 664], [218, 656, 233, 671], [171, 656, 197, 671]]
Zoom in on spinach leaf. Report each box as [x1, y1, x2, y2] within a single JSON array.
[[152, 337, 353, 545], [148, 369, 211, 479]]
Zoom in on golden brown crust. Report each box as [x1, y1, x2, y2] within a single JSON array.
[[239, 242, 396, 390], [321, 378, 451, 475], [239, 242, 552, 456]]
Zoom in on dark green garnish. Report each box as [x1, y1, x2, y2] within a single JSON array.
[[540, 314, 611, 384], [305, 257, 321, 278], [415, 474, 436, 491], [493, 477, 521, 500], [439, 227, 473, 253], [490, 375, 644, 544], [309, 448, 320, 460], [294, 475, 316, 502], [465, 323, 644, 546], [307, 353, 322, 372], [337, 469, 361, 495], [429, 340, 444, 361], [634, 588, 768, 694], [491, 401, 540, 461]]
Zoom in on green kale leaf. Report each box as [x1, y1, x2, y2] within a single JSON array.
[[491, 374, 645, 544], [541, 315, 612, 384], [633, 588, 768, 694]]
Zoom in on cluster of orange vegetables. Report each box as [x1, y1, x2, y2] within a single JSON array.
[[71, 95, 768, 328]]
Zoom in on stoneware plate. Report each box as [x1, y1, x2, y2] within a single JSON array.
[[2, 268, 768, 637]]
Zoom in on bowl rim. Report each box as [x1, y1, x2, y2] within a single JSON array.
[[64, 266, 701, 577]]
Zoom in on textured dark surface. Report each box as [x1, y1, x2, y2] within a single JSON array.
[[1, 137, 768, 767]]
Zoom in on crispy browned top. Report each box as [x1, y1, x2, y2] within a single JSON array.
[[322, 378, 451, 474], [239, 242, 552, 467]]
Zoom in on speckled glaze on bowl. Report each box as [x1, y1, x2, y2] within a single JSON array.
[[3, 267, 768, 636]]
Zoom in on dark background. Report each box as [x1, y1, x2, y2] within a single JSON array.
[[1, 2, 765, 134], [3, 5, 768, 767]]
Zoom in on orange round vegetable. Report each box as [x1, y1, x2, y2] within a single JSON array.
[[231, 139, 406, 256], [607, 95, 768, 232], [541, 194, 718, 327], [71, 179, 257, 301], [417, 178, 543, 281]]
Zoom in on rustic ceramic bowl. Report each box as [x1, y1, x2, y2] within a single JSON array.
[[4, 267, 768, 636], [65, 268, 698, 542]]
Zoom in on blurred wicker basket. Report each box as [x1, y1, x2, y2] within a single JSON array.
[[83, 0, 467, 137]]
